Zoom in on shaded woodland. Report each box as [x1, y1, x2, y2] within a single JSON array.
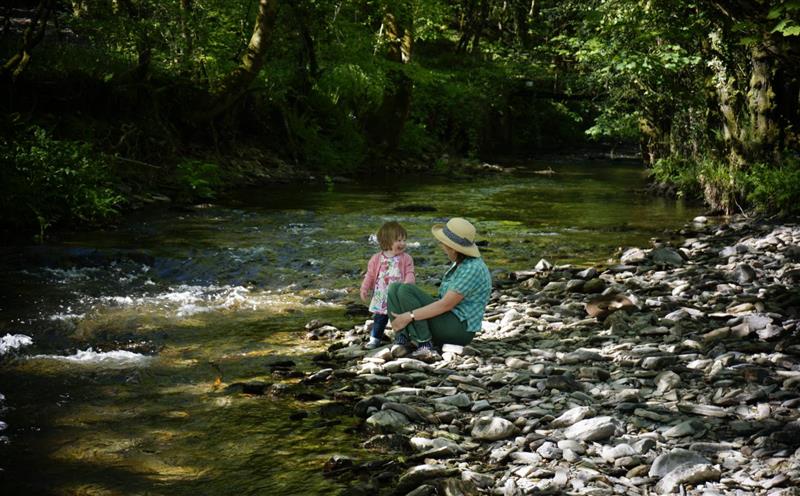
[[1, 0, 799, 237]]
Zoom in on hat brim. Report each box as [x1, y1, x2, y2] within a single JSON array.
[[432, 224, 481, 257]]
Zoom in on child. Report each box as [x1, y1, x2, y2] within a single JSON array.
[[360, 221, 416, 349]]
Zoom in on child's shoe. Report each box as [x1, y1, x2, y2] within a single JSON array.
[[365, 336, 382, 349]]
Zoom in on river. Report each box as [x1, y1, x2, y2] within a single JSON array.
[[0, 160, 701, 495]]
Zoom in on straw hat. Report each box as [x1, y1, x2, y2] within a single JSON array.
[[432, 218, 481, 257]]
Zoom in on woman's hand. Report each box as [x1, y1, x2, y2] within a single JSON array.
[[390, 311, 413, 331], [360, 289, 369, 302]]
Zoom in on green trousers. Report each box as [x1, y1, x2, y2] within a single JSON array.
[[387, 283, 474, 346]]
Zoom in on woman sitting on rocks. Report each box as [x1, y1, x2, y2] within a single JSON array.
[[388, 217, 492, 361]]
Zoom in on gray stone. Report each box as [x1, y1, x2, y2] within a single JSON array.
[[561, 348, 604, 364], [366, 409, 410, 432], [654, 370, 681, 394], [651, 247, 685, 267], [600, 443, 637, 462], [663, 420, 699, 438], [563, 416, 618, 442], [536, 441, 562, 460], [396, 464, 457, 493], [462, 470, 495, 489], [642, 355, 678, 370], [733, 264, 757, 284], [433, 393, 472, 408], [621, 248, 648, 264], [510, 451, 542, 464], [471, 416, 519, 441], [655, 463, 721, 493], [550, 406, 594, 428], [649, 448, 711, 478]]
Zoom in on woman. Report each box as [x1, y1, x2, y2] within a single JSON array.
[[388, 217, 492, 361]]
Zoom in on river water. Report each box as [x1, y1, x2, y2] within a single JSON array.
[[0, 160, 700, 495]]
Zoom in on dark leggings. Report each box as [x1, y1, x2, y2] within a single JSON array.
[[370, 313, 389, 339]]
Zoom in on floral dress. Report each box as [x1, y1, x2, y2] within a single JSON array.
[[368, 254, 402, 314]]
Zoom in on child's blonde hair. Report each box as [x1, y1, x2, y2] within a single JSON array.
[[377, 221, 407, 250]]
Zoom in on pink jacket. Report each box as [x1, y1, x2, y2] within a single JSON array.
[[360, 252, 415, 296]]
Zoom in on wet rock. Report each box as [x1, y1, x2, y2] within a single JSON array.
[[395, 464, 457, 494], [226, 381, 271, 395], [289, 410, 309, 421], [366, 409, 410, 432], [651, 247, 685, 267], [323, 454, 354, 473]]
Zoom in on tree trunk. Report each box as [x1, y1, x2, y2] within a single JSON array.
[[513, 0, 531, 48], [456, 0, 477, 53], [638, 114, 670, 166], [708, 30, 747, 169], [203, 0, 279, 120], [470, 0, 488, 54], [745, 36, 779, 163], [366, 6, 413, 152], [179, 0, 195, 73]]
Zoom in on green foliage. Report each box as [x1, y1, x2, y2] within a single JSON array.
[[651, 156, 702, 197], [652, 156, 745, 213], [0, 126, 122, 238], [398, 121, 437, 156], [315, 63, 386, 117], [176, 159, 223, 200], [697, 158, 743, 214], [282, 101, 367, 172], [744, 157, 800, 214]]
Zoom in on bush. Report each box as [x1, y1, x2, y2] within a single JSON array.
[[176, 159, 223, 200], [744, 156, 800, 215], [651, 156, 701, 196], [651, 156, 745, 213], [0, 126, 123, 240]]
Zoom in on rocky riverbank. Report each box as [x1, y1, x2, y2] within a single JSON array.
[[306, 215, 800, 495]]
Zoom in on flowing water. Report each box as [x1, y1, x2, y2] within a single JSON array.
[[0, 160, 701, 495]]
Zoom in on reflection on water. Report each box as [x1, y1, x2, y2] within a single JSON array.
[[0, 160, 701, 494]]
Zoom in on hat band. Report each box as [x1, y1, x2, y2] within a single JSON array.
[[443, 225, 474, 248]]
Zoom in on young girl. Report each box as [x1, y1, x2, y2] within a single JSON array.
[[360, 221, 416, 349]]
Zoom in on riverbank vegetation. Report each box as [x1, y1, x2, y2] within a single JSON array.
[[1, 0, 799, 237]]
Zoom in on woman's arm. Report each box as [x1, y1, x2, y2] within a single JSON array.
[[390, 290, 463, 330]]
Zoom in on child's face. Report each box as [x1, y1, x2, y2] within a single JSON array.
[[389, 236, 406, 255]]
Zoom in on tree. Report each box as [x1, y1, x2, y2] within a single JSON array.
[[203, 0, 280, 120], [365, 1, 414, 152], [1, 0, 56, 80]]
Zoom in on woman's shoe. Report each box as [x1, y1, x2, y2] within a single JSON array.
[[365, 337, 382, 349]]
